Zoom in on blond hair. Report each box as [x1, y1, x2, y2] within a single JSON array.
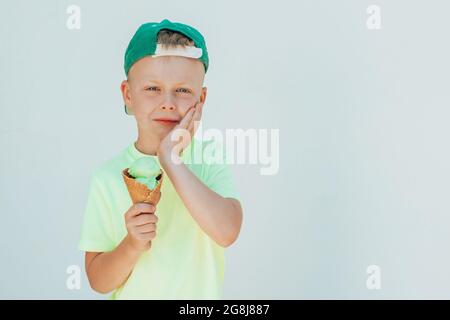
[[157, 29, 194, 48]]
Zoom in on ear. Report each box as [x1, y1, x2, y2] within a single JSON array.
[[199, 87, 207, 105], [120, 80, 133, 113]]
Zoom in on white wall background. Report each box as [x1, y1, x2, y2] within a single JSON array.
[[1, 0, 449, 299]]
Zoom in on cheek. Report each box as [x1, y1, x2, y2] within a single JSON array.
[[132, 95, 159, 114], [176, 96, 197, 113]]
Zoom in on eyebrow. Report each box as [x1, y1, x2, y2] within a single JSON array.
[[144, 80, 193, 87]]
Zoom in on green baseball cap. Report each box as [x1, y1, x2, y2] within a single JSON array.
[[123, 19, 209, 115]]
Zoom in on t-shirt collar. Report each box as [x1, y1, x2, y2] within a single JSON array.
[[128, 141, 161, 165]]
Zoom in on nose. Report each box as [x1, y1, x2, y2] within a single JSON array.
[[160, 104, 176, 111], [160, 95, 177, 111]]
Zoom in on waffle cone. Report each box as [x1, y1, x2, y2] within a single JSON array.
[[122, 168, 163, 205]]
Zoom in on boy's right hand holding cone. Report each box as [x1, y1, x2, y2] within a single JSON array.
[[124, 203, 159, 252]]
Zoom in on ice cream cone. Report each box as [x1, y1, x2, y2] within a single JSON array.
[[122, 168, 163, 204]]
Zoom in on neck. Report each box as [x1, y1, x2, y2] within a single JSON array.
[[135, 132, 160, 156]]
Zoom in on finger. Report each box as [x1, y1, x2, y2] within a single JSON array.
[[136, 223, 156, 234], [133, 203, 155, 214], [125, 205, 154, 220], [187, 102, 199, 129], [188, 102, 203, 137], [138, 231, 157, 241], [188, 102, 203, 134], [133, 213, 158, 226], [178, 107, 195, 129]]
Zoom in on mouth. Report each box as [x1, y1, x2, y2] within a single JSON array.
[[153, 119, 180, 126]]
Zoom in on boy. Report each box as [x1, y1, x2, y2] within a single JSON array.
[[78, 19, 243, 299]]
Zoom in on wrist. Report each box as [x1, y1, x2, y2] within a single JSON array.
[[123, 234, 146, 256], [159, 148, 181, 169]]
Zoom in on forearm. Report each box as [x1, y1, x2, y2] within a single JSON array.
[[160, 154, 242, 247], [86, 235, 142, 294]]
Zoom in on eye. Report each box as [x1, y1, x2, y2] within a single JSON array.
[[146, 86, 160, 92], [176, 88, 191, 94]]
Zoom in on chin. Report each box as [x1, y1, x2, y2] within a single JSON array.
[[153, 126, 171, 137]]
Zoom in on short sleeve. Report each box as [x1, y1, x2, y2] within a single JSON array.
[[78, 173, 116, 252], [202, 141, 241, 202]]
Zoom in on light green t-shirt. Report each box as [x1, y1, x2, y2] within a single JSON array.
[[78, 139, 240, 299]]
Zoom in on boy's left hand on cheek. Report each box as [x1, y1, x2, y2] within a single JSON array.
[[157, 101, 203, 164]]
